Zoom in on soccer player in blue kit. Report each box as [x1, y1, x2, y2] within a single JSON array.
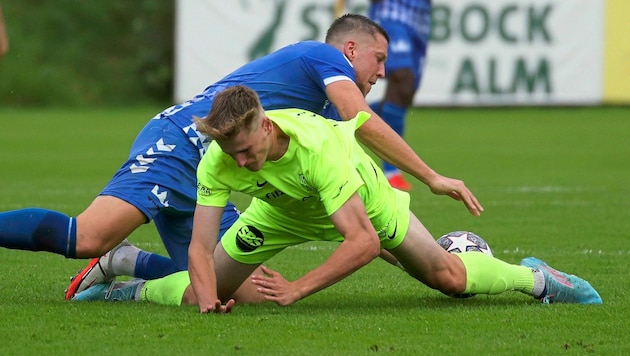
[[0, 14, 482, 301], [368, 0, 432, 191]]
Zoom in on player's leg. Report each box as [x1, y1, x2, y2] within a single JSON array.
[[376, 188, 536, 297], [389, 212, 602, 303], [388, 212, 540, 296], [0, 193, 145, 259], [385, 212, 467, 294], [214, 199, 314, 303], [73, 261, 268, 306], [153, 202, 240, 271], [66, 117, 199, 298], [214, 242, 265, 304], [73, 214, 269, 306], [75, 196, 148, 256]]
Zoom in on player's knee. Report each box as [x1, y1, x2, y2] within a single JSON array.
[[74, 242, 111, 258], [424, 256, 467, 294], [74, 231, 124, 257], [181, 285, 197, 305], [434, 275, 467, 295]]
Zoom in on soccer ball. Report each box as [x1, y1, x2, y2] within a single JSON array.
[[436, 231, 493, 256], [436, 231, 493, 299]]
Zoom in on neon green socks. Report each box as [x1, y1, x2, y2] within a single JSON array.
[[140, 271, 191, 306], [456, 252, 537, 296]]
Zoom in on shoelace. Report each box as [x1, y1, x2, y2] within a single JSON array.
[[104, 279, 117, 301]]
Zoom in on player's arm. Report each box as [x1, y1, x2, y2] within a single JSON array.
[[252, 192, 380, 306], [0, 5, 9, 57], [325, 80, 484, 216], [188, 203, 233, 314]]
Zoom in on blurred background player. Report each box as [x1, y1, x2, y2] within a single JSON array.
[[368, 0, 432, 191]]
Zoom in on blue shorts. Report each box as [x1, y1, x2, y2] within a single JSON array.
[[378, 20, 430, 91], [100, 117, 239, 270]]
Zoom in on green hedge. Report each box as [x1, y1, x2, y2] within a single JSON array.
[[0, 1, 174, 107]]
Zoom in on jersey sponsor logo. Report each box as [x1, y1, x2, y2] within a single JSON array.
[[197, 183, 211, 197], [235, 225, 264, 252], [256, 180, 268, 188], [265, 190, 285, 200], [298, 174, 315, 192]]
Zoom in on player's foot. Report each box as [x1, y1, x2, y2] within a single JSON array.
[[64, 239, 131, 300], [520, 257, 602, 304], [387, 172, 412, 191], [71, 279, 145, 302]]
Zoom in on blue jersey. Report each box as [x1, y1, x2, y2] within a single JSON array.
[[101, 41, 356, 269], [157, 41, 356, 158], [368, 0, 432, 38], [369, 0, 432, 90]]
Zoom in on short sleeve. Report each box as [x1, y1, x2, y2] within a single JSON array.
[[196, 143, 231, 207]]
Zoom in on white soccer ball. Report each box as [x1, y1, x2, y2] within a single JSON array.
[[436, 231, 493, 299], [436, 231, 493, 256]]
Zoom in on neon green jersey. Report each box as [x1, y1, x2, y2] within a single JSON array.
[[196, 109, 390, 220]]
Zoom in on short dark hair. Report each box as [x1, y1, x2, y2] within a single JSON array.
[[194, 85, 262, 141], [325, 13, 389, 44]]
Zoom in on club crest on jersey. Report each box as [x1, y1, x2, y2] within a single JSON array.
[[299, 174, 315, 192]]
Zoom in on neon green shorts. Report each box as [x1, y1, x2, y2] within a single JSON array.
[[221, 189, 410, 265]]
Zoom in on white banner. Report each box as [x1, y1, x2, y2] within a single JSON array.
[[175, 0, 604, 106]]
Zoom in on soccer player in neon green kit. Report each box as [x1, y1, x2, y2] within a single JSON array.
[[74, 85, 601, 311]]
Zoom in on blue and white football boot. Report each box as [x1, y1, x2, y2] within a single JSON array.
[[520, 257, 602, 304]]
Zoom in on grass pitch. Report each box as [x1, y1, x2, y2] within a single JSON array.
[[0, 106, 628, 355]]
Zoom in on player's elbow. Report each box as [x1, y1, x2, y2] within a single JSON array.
[[356, 234, 381, 265]]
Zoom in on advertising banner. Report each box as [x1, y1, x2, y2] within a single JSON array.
[[175, 0, 611, 106]]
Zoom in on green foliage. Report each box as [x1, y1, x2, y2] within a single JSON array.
[[0, 106, 629, 354], [0, 1, 173, 107]]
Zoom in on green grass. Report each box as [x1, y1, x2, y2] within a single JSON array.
[[0, 106, 629, 355]]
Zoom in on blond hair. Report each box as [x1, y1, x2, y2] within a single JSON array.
[[195, 85, 262, 140]]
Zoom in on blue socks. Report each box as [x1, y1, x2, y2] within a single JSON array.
[[134, 250, 180, 280], [0, 208, 76, 258], [0, 208, 180, 280], [370, 100, 408, 174]]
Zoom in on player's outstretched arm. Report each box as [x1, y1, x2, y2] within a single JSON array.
[[326, 81, 484, 216], [251, 193, 381, 306], [188, 204, 234, 313]]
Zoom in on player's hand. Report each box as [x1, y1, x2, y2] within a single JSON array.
[[251, 265, 299, 306], [427, 174, 484, 216], [199, 298, 235, 314]]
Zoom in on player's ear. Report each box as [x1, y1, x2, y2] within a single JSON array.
[[343, 40, 357, 60], [261, 116, 272, 133]]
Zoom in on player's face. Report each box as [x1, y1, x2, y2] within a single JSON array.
[[217, 115, 272, 172], [352, 33, 387, 96]]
